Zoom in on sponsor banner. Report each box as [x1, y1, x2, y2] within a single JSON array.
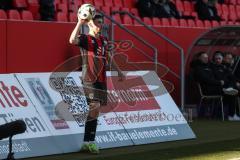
[[0, 138, 61, 159], [95, 124, 195, 148], [97, 71, 195, 146], [0, 74, 60, 159], [15, 72, 86, 135], [16, 72, 134, 151], [14, 71, 195, 156]]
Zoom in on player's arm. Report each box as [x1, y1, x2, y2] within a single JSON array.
[[69, 17, 88, 45]]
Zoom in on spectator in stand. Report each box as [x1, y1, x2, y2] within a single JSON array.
[[136, 0, 160, 18], [39, 0, 55, 21], [156, 0, 181, 19], [195, 0, 222, 21], [217, 0, 225, 4], [192, 52, 240, 121], [211, 52, 240, 120], [0, 0, 12, 10], [211, 51, 239, 92], [223, 53, 240, 81]]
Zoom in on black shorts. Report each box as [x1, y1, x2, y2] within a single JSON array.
[[82, 81, 107, 106]]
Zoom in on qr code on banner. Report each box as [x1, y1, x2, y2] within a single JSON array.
[[61, 93, 89, 114], [50, 77, 89, 124]]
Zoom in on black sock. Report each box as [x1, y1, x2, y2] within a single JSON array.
[[83, 119, 91, 142], [84, 118, 98, 142], [89, 119, 97, 141]]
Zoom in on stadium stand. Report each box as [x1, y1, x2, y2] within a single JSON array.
[[8, 9, 21, 20], [21, 10, 33, 20], [0, 9, 7, 19], [0, 0, 240, 26]]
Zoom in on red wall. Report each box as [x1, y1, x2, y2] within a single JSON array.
[[6, 21, 81, 73], [114, 26, 205, 104], [0, 20, 7, 73], [0, 20, 208, 104]]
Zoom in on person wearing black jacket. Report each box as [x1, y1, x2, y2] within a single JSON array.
[[136, 0, 159, 17], [39, 0, 55, 21], [195, 0, 222, 21], [0, 0, 12, 10], [193, 52, 224, 95], [223, 53, 240, 83], [211, 52, 240, 120], [156, 0, 181, 19], [211, 52, 235, 88], [192, 52, 240, 121]]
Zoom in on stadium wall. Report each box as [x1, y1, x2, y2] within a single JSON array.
[[0, 20, 206, 104]]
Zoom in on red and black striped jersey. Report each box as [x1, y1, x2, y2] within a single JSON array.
[[78, 34, 108, 83]]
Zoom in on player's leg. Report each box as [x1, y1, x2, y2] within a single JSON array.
[[81, 82, 101, 154]]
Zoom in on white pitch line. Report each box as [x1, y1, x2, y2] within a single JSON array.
[[227, 158, 240, 160]]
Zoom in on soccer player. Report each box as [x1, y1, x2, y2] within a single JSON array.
[[69, 13, 124, 154]]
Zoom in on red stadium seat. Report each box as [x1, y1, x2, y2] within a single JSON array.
[[229, 0, 237, 4], [183, 1, 193, 12], [229, 12, 237, 22], [13, 0, 27, 9], [94, 0, 104, 7], [216, 4, 222, 15], [204, 20, 212, 28], [236, 5, 240, 18], [234, 21, 240, 25], [179, 19, 187, 27], [195, 20, 204, 27], [56, 12, 68, 22], [121, 7, 130, 12], [21, 10, 33, 20], [152, 17, 161, 26], [220, 21, 227, 26], [170, 18, 179, 26], [122, 15, 133, 25], [68, 4, 78, 13], [130, 8, 139, 17], [111, 6, 120, 13], [74, 0, 82, 6], [175, 0, 184, 12], [83, 0, 93, 4], [183, 11, 191, 16], [187, 19, 196, 27], [101, 6, 111, 15], [238, 0, 240, 4], [191, 12, 198, 19], [69, 12, 77, 22], [211, 20, 219, 27], [227, 21, 234, 25], [54, 0, 61, 5], [57, 3, 68, 13], [143, 17, 152, 25], [221, 4, 229, 15], [161, 18, 170, 26], [0, 10, 7, 19], [221, 13, 228, 21], [122, 0, 136, 8], [113, 0, 123, 7], [26, 0, 40, 18], [104, 0, 113, 7], [8, 10, 21, 20], [229, 5, 237, 22], [61, 0, 67, 4]]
